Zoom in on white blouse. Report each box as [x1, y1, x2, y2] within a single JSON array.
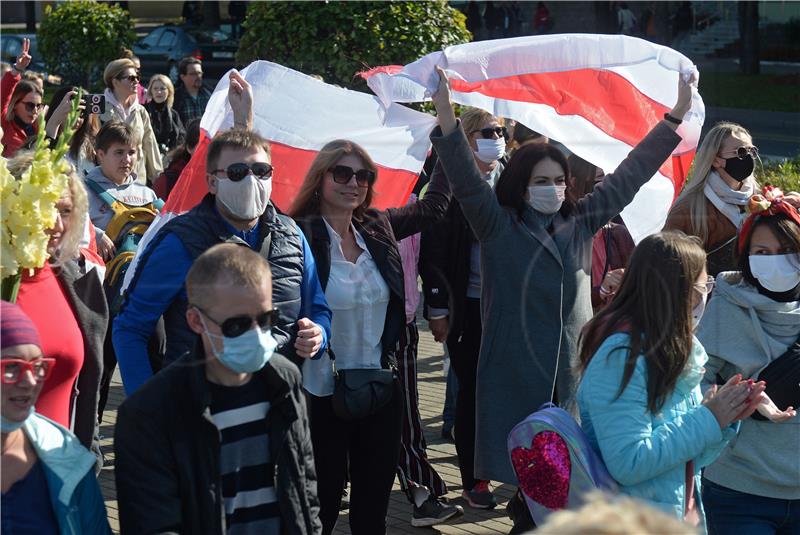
[[302, 219, 390, 397]]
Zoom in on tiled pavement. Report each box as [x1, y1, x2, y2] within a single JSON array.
[[98, 323, 517, 534]]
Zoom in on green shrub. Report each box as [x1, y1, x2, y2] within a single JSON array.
[[39, 1, 136, 90], [237, 1, 471, 90], [756, 156, 800, 193]]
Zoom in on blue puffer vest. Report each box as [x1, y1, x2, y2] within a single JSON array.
[[131, 194, 304, 364]]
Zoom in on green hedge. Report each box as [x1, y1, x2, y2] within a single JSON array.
[[756, 156, 800, 193], [39, 1, 136, 90], [237, 1, 471, 90]]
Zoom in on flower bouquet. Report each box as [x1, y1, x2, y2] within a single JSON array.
[[1, 90, 82, 302]]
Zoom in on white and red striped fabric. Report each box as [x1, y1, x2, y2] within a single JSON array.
[[165, 60, 436, 216], [122, 60, 436, 292], [362, 34, 705, 242]]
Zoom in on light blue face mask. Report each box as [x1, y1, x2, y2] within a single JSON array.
[[201, 317, 278, 374], [1, 406, 34, 433]]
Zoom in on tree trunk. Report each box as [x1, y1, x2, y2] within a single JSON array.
[[654, 2, 671, 45], [739, 1, 760, 75], [25, 1, 36, 33], [201, 1, 221, 27]]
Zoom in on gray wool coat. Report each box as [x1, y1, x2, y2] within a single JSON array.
[[430, 122, 681, 483]]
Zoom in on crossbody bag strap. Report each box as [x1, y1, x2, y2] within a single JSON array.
[[85, 178, 119, 208]]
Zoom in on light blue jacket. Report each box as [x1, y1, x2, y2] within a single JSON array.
[[23, 414, 112, 535], [578, 333, 737, 522]]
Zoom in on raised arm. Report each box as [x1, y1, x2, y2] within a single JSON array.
[[228, 70, 253, 130], [384, 158, 451, 241], [577, 74, 695, 234], [429, 67, 508, 242], [1, 38, 31, 116]]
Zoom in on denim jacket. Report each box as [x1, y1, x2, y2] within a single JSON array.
[[23, 414, 112, 535], [578, 333, 738, 524]]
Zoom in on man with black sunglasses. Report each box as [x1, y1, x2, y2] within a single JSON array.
[[114, 71, 331, 395], [115, 244, 321, 535]]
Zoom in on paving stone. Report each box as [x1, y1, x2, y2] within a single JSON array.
[[99, 323, 510, 534]]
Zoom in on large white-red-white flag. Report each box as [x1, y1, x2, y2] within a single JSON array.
[[123, 60, 436, 292], [165, 60, 437, 215], [362, 34, 705, 242]]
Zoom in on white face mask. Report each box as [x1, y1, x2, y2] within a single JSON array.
[[691, 293, 707, 330], [474, 138, 506, 163], [749, 254, 800, 293], [216, 175, 271, 220], [527, 184, 566, 215]]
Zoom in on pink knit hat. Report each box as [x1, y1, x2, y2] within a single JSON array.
[[1, 301, 41, 350]]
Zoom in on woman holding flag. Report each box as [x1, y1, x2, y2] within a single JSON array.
[[429, 66, 694, 529]]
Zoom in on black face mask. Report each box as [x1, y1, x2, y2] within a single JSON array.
[[724, 154, 754, 182]]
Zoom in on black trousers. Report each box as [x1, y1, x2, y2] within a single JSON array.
[[446, 297, 482, 492], [309, 380, 403, 535]]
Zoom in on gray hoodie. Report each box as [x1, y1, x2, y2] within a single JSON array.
[[84, 166, 158, 240], [697, 271, 800, 500]]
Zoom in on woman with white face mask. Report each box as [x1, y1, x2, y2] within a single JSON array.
[[429, 67, 694, 532], [696, 187, 800, 535], [418, 106, 506, 510], [665, 122, 759, 276]]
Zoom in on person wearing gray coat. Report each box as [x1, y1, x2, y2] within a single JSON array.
[[428, 67, 694, 493]]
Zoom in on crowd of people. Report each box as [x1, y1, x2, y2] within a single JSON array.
[[1, 33, 799, 535]]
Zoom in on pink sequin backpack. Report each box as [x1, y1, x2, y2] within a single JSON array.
[[507, 403, 618, 524]]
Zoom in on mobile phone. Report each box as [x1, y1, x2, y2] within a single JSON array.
[[81, 93, 106, 115]]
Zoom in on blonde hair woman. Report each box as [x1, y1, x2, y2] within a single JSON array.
[[664, 122, 758, 275], [145, 74, 185, 155], [8, 152, 108, 460], [100, 58, 163, 185]]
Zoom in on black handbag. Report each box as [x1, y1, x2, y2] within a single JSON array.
[[752, 332, 800, 421], [330, 349, 396, 421]]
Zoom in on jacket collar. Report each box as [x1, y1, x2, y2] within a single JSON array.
[[183, 343, 293, 416], [297, 213, 404, 300], [197, 193, 278, 246], [24, 414, 96, 506], [519, 207, 563, 267]]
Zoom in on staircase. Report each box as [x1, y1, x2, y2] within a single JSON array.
[[678, 19, 743, 58]]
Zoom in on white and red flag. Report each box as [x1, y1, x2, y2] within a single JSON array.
[[123, 60, 435, 292], [362, 34, 705, 242], [166, 60, 436, 215]]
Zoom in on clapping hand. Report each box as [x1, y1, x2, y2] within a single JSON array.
[[702, 374, 766, 429], [756, 393, 797, 422]]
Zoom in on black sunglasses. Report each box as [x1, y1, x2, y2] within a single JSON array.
[[22, 101, 43, 112], [329, 165, 376, 187], [212, 162, 274, 182], [470, 126, 508, 139], [117, 74, 140, 83], [195, 306, 279, 338]]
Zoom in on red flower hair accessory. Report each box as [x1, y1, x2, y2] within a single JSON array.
[[739, 186, 800, 254]]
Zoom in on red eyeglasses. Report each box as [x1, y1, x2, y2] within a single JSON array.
[[1, 358, 56, 385]]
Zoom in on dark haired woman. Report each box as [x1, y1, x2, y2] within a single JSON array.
[[429, 67, 694, 506], [578, 231, 764, 526], [697, 188, 800, 534], [567, 153, 636, 310], [289, 140, 455, 534], [1, 38, 41, 157]]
